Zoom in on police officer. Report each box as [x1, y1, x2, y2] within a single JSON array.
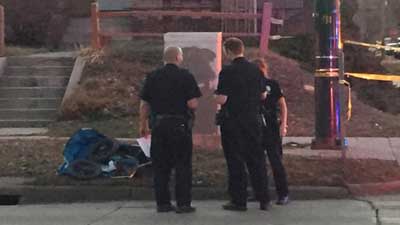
[[253, 58, 290, 205], [215, 38, 270, 211], [139, 46, 202, 213]]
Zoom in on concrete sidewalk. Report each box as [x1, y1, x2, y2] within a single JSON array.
[[363, 195, 400, 225], [0, 200, 377, 225], [282, 137, 400, 164]]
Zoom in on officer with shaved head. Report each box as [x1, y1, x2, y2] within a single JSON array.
[[140, 46, 202, 213]]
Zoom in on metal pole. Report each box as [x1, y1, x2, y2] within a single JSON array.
[[380, 0, 388, 59], [0, 5, 5, 57], [338, 0, 346, 145], [311, 0, 345, 150]]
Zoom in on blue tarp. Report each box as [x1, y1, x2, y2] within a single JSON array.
[[57, 128, 108, 176]]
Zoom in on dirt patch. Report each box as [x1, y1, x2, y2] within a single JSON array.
[[344, 158, 400, 184], [61, 60, 152, 120], [1, 139, 399, 187], [284, 157, 344, 186], [0, 139, 66, 178], [61, 40, 164, 121], [56, 40, 400, 137], [47, 117, 139, 138]]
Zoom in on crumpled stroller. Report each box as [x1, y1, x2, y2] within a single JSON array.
[[57, 128, 151, 180]]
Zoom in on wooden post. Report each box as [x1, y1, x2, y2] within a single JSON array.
[[259, 2, 272, 55], [91, 2, 101, 49], [0, 5, 5, 56], [253, 0, 258, 33]]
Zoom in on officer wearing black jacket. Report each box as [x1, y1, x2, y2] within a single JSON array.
[[215, 38, 270, 211], [253, 58, 290, 205], [139, 46, 202, 213]]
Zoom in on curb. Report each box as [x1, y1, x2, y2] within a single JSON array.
[[346, 180, 400, 196], [0, 185, 350, 205]]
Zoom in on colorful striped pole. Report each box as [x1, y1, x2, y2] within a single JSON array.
[[312, 0, 345, 150]]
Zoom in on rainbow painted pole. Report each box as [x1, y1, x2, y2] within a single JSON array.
[[312, 0, 345, 150]]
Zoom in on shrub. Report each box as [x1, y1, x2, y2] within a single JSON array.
[[270, 34, 315, 67], [0, 0, 92, 48]]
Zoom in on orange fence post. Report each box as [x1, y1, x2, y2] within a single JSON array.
[[91, 2, 101, 49], [91, 7, 281, 49], [0, 5, 5, 56], [259, 2, 272, 55]]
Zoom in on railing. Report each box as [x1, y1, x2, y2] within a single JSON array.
[[91, 2, 282, 55]]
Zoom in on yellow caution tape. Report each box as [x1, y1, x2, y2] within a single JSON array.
[[346, 73, 400, 81], [338, 39, 400, 121], [339, 80, 352, 121], [340, 73, 400, 121], [315, 71, 340, 77], [344, 40, 400, 52]]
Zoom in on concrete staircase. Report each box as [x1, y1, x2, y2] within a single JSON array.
[[0, 57, 74, 127]]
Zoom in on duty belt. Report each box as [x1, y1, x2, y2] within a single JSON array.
[[155, 114, 186, 120]]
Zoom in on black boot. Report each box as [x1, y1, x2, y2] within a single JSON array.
[[157, 204, 176, 213], [176, 205, 196, 214], [276, 196, 290, 205], [259, 201, 271, 211], [222, 202, 247, 211]]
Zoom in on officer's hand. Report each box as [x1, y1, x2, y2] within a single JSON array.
[[139, 123, 151, 138], [280, 124, 288, 137]]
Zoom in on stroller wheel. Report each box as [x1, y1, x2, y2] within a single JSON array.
[[68, 160, 102, 180], [88, 139, 119, 163]]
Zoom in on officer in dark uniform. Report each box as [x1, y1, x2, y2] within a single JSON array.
[[215, 38, 270, 211], [253, 58, 290, 205], [139, 46, 202, 213]]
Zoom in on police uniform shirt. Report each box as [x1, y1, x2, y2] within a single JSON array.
[[263, 78, 284, 119], [140, 64, 202, 115], [216, 57, 266, 116]]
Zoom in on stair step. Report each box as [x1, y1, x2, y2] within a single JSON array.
[[7, 57, 75, 67], [0, 98, 62, 109], [4, 66, 73, 76], [0, 109, 58, 120], [0, 76, 70, 87], [0, 119, 54, 128], [0, 87, 66, 98]]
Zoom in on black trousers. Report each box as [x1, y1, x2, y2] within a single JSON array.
[[151, 117, 193, 207], [220, 117, 269, 206], [263, 124, 289, 198]]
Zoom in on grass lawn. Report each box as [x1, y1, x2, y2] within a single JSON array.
[[0, 139, 399, 187], [5, 46, 49, 56], [46, 116, 139, 138]]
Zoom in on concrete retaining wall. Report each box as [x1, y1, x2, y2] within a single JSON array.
[[62, 56, 87, 106], [0, 57, 6, 77]]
